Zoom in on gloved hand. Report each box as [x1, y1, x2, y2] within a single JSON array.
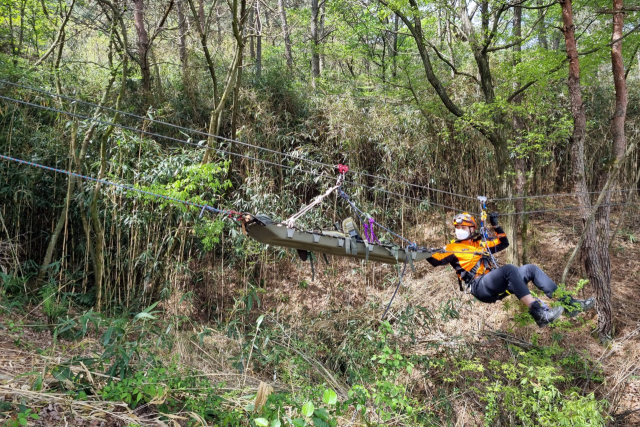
[[489, 212, 499, 227]]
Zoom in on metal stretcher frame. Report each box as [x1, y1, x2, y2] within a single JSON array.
[[244, 216, 434, 265]]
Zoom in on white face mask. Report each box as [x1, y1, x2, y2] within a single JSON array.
[[455, 228, 470, 240]]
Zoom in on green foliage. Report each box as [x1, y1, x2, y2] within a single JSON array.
[[4, 407, 40, 427], [442, 343, 610, 426]]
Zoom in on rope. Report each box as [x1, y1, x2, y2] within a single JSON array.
[[7, 89, 634, 217], [0, 94, 471, 213], [489, 188, 639, 202], [284, 175, 344, 228], [382, 257, 409, 320], [0, 80, 477, 201], [497, 201, 640, 216], [0, 94, 333, 181], [0, 154, 240, 219]]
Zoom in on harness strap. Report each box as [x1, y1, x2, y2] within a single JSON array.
[[284, 174, 344, 229], [309, 252, 315, 281]]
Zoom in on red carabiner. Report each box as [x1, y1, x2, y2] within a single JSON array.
[[338, 164, 349, 175]]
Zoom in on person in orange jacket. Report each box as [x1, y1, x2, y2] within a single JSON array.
[[427, 212, 594, 327]]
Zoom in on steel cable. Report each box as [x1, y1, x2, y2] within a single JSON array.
[[0, 80, 476, 200]]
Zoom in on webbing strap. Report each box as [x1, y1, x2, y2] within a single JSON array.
[[309, 252, 315, 281], [284, 175, 344, 229], [382, 256, 409, 320], [407, 250, 416, 273]]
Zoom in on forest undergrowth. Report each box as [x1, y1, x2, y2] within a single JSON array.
[[1, 210, 639, 426]]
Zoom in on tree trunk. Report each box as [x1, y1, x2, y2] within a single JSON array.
[[512, 4, 525, 265], [560, 0, 613, 341], [610, 0, 627, 163], [249, 6, 255, 60], [198, 0, 205, 30], [310, 0, 320, 85], [133, 0, 151, 95], [537, 0, 548, 49], [256, 0, 262, 79], [32, 0, 76, 68], [392, 14, 399, 78], [177, 0, 188, 67], [278, 0, 293, 68], [187, 0, 218, 102], [230, 0, 247, 140], [319, 1, 325, 73]]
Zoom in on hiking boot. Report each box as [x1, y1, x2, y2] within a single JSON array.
[[529, 300, 564, 328], [559, 295, 595, 318]]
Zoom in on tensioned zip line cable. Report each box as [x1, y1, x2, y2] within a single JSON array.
[[489, 187, 639, 202], [4, 93, 631, 216], [0, 80, 476, 201], [4, 80, 637, 206], [0, 154, 239, 218], [0, 94, 472, 213]]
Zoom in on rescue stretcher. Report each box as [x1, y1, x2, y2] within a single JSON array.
[[242, 214, 436, 265]]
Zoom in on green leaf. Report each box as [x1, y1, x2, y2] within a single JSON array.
[[19, 418, 27, 426], [292, 418, 306, 427], [133, 311, 156, 321], [314, 408, 330, 421], [270, 420, 281, 427], [254, 418, 269, 426], [322, 389, 337, 405], [312, 417, 330, 427], [301, 401, 315, 418]]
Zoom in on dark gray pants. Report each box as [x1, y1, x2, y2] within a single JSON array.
[[471, 264, 558, 303]]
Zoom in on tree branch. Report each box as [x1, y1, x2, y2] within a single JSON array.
[[624, 43, 640, 80], [487, 6, 548, 52], [483, 3, 509, 50], [579, 22, 640, 56], [148, 0, 175, 46], [426, 41, 480, 84], [506, 60, 566, 103], [597, 6, 640, 14], [379, 0, 465, 117]]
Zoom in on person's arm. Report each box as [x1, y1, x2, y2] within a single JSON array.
[[485, 212, 509, 254], [427, 249, 457, 267]]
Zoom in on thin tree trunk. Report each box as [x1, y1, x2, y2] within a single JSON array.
[[256, 0, 262, 78], [17, 0, 26, 58], [512, 5, 524, 265], [177, 0, 188, 67], [392, 14, 399, 78], [319, 1, 325, 73], [230, 0, 247, 140], [537, 0, 548, 48], [310, 0, 320, 85], [249, 6, 255, 60], [186, 0, 218, 102], [560, 0, 613, 341], [198, 0, 205, 29], [278, 0, 293, 68], [133, 0, 151, 95], [32, 0, 76, 68]]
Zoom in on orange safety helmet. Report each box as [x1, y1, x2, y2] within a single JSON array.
[[452, 212, 477, 228]]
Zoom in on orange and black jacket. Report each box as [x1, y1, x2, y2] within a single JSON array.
[[427, 226, 509, 281]]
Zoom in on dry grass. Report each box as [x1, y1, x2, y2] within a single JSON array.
[[1, 207, 639, 425]]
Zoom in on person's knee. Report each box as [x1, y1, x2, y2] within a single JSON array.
[[502, 264, 519, 277]]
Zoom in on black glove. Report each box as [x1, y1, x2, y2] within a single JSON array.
[[489, 212, 499, 227]]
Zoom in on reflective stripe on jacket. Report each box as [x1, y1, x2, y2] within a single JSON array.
[[427, 226, 508, 279]]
